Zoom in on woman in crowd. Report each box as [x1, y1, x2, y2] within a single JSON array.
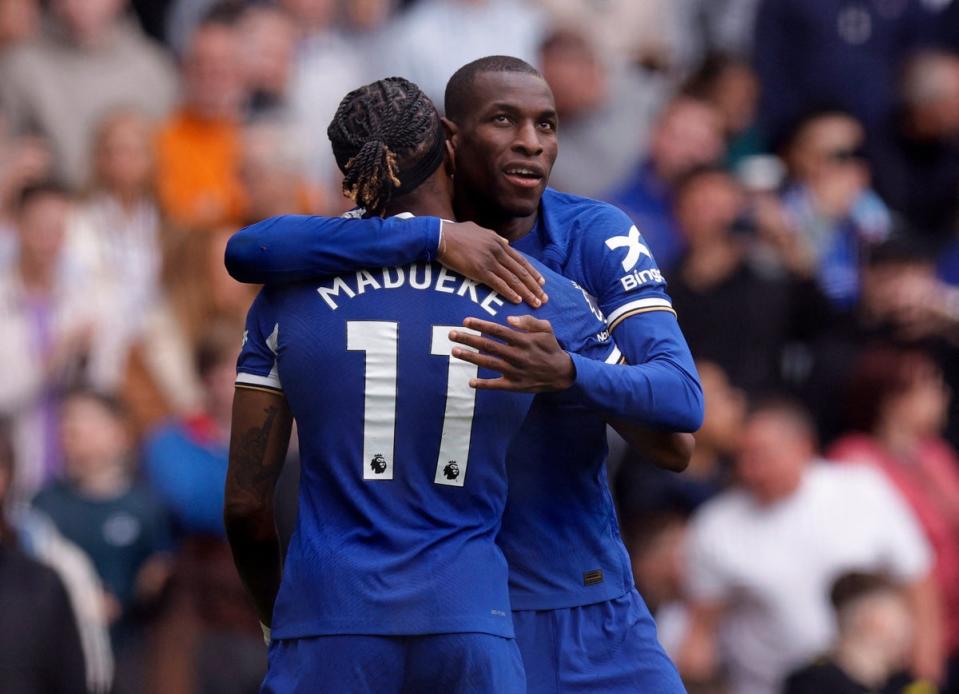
[[830, 347, 959, 671]]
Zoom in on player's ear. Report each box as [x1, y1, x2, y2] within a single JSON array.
[[443, 140, 455, 177], [442, 117, 458, 148]]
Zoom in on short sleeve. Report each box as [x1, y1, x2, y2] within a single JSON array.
[[573, 204, 675, 332], [856, 466, 933, 581], [535, 260, 619, 365], [235, 289, 283, 394]]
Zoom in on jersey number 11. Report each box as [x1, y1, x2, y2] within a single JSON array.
[[347, 321, 480, 488]]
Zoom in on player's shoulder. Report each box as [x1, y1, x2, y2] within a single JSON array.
[[541, 188, 666, 297], [522, 255, 605, 319], [541, 188, 635, 238]]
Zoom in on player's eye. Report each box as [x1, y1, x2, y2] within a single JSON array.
[[492, 114, 511, 125], [539, 120, 556, 132]]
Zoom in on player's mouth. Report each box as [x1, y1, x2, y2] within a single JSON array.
[[502, 163, 545, 189]]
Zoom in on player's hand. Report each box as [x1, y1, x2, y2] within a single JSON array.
[[438, 221, 547, 307], [449, 315, 575, 392]]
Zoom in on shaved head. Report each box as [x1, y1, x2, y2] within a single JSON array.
[[444, 55, 542, 122]]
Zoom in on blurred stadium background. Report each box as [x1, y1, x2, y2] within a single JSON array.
[[1, 0, 959, 692]]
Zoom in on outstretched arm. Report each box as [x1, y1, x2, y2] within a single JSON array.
[[225, 215, 547, 306], [567, 310, 703, 433], [451, 310, 703, 433], [224, 387, 293, 628]]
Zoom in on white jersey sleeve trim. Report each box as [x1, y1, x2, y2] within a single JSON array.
[[604, 346, 623, 364], [606, 298, 675, 329], [236, 372, 283, 392]]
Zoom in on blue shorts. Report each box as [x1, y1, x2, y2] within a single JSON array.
[[512, 589, 686, 693], [261, 632, 525, 693]]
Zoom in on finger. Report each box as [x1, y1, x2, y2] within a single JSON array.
[[493, 263, 543, 308], [462, 317, 526, 344], [492, 252, 543, 308], [495, 235, 545, 285], [480, 272, 522, 304], [469, 376, 526, 391], [496, 247, 547, 305], [449, 332, 515, 359], [450, 349, 515, 374], [507, 315, 554, 333]]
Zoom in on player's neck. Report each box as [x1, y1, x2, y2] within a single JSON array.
[[457, 198, 538, 243], [384, 170, 456, 220], [384, 194, 453, 220]]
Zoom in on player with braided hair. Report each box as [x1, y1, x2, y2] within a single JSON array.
[[327, 77, 444, 216]]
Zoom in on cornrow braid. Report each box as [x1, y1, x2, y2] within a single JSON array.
[[327, 77, 442, 215]]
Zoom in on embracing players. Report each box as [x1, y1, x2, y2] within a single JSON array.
[[225, 77, 619, 692], [227, 58, 703, 692]]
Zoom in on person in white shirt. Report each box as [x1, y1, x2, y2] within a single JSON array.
[[676, 399, 944, 694]]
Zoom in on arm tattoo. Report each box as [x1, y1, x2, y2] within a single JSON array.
[[233, 405, 281, 504]]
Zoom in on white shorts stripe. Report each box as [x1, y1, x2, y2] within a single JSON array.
[[604, 346, 622, 364]]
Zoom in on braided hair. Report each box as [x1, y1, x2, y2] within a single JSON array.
[[327, 77, 442, 216]]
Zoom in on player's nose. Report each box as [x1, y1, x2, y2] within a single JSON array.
[[511, 121, 543, 157]]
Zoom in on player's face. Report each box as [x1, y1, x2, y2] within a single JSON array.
[[451, 71, 558, 218]]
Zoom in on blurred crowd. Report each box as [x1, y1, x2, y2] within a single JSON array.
[[0, 0, 958, 692]]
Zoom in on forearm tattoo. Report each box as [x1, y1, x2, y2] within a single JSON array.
[[232, 405, 281, 505]]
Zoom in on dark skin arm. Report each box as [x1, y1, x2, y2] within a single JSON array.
[[609, 420, 695, 472], [450, 317, 694, 472], [224, 387, 293, 627]]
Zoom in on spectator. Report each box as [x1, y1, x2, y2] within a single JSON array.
[[65, 108, 164, 390], [0, 0, 39, 54], [238, 118, 321, 223], [830, 348, 959, 666], [616, 360, 742, 521], [143, 321, 238, 538], [237, 4, 297, 119], [137, 319, 267, 694], [124, 226, 255, 433], [1, 416, 113, 692], [31, 389, 172, 684], [607, 95, 724, 270], [667, 166, 809, 394], [0, 0, 176, 186], [795, 239, 959, 445], [0, 417, 87, 694], [384, 0, 545, 105], [784, 572, 927, 694], [539, 28, 667, 199], [683, 53, 762, 167], [677, 400, 942, 693], [680, 0, 763, 63], [340, 0, 399, 80], [281, 0, 363, 201], [754, 0, 936, 145], [625, 513, 691, 658], [155, 6, 247, 230], [537, 0, 681, 70], [0, 182, 119, 497], [872, 50, 959, 241], [780, 110, 892, 309], [0, 111, 53, 266]]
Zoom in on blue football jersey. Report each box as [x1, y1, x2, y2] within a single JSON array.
[[504, 188, 693, 610], [235, 254, 614, 639]]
